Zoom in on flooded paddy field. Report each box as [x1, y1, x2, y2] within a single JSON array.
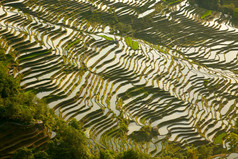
[[0, 0, 237, 157]]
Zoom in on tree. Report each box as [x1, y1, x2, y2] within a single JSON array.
[[197, 145, 213, 159], [186, 146, 198, 159], [47, 121, 91, 159], [116, 149, 151, 159], [100, 150, 114, 159], [227, 133, 238, 152], [69, 118, 82, 130], [13, 147, 34, 159], [233, 8, 238, 18], [34, 151, 49, 159]]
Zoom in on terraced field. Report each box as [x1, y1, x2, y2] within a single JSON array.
[[0, 0, 237, 156], [0, 122, 50, 158]]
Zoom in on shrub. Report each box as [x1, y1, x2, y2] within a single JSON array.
[[233, 8, 238, 18]]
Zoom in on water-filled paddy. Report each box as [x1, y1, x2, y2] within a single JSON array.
[[0, 0, 237, 156]]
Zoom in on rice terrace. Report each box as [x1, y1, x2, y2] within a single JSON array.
[[0, 0, 237, 158]]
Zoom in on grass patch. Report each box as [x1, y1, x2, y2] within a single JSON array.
[[201, 10, 212, 19], [214, 132, 226, 144], [163, 0, 182, 5], [125, 37, 139, 50], [100, 35, 114, 41]]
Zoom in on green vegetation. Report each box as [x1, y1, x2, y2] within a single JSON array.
[[158, 142, 197, 159], [203, 79, 209, 87], [214, 132, 226, 144], [201, 10, 212, 19], [0, 48, 50, 124], [158, 141, 233, 159], [0, 40, 237, 159], [189, 0, 238, 21], [116, 149, 151, 159], [99, 149, 152, 159], [12, 119, 92, 159], [226, 133, 238, 152], [125, 37, 139, 50], [19, 50, 51, 61], [117, 22, 133, 35], [99, 150, 115, 159], [100, 35, 114, 41], [1, 0, 238, 157], [233, 8, 238, 18], [129, 125, 158, 142], [0, 47, 91, 158], [116, 113, 129, 137], [163, 0, 182, 5], [47, 119, 92, 159], [197, 145, 213, 159], [65, 39, 81, 50], [13, 147, 35, 159], [0, 46, 152, 159]]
